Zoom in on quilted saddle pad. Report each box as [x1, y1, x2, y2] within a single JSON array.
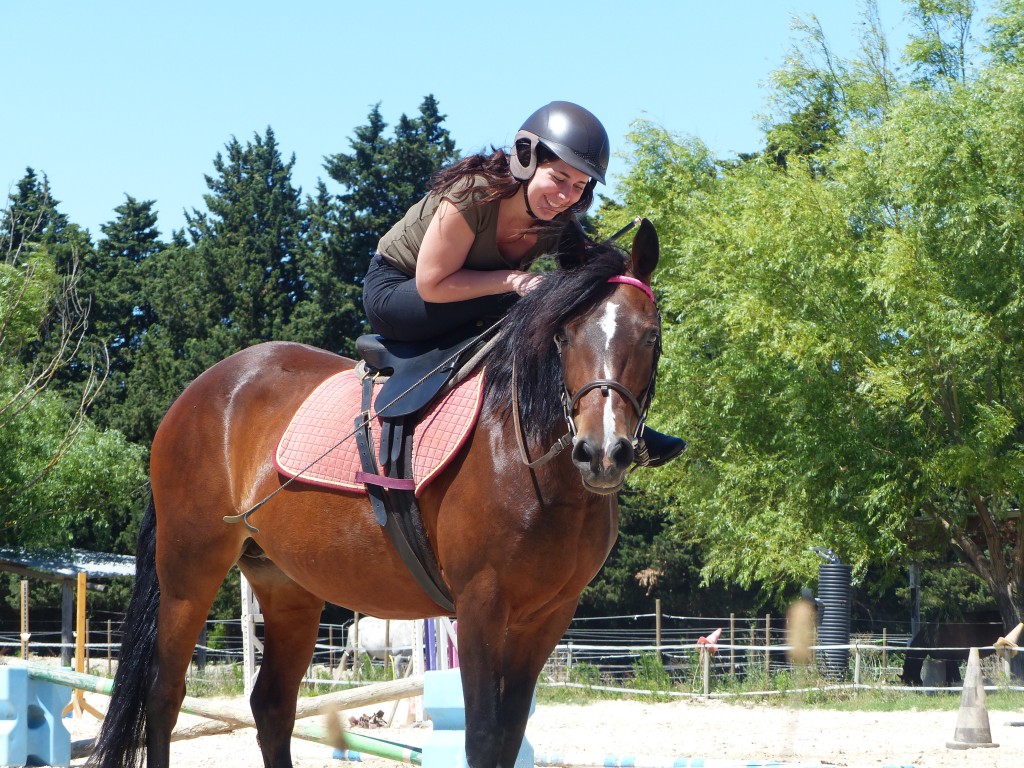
[[275, 369, 485, 498]]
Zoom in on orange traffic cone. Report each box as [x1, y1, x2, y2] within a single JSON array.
[[994, 622, 1023, 660], [697, 627, 722, 653], [946, 647, 998, 749]]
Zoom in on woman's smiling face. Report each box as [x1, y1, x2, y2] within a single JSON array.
[[526, 158, 591, 219]]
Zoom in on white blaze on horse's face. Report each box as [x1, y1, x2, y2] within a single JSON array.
[[598, 301, 621, 447], [566, 289, 657, 495]]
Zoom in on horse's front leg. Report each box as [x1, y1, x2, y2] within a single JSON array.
[[457, 593, 577, 768], [495, 603, 579, 767], [455, 589, 508, 768]]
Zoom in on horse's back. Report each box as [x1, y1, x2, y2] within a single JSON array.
[[158, 341, 351, 430], [151, 341, 354, 515]]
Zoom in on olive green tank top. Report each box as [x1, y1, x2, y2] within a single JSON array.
[[376, 176, 550, 277]]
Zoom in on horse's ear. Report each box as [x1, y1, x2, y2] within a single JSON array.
[[556, 220, 589, 269], [630, 218, 660, 283]]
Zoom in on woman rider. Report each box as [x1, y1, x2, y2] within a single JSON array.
[[362, 101, 684, 467]]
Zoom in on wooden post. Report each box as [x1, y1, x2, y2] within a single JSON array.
[[729, 613, 735, 675], [854, 642, 861, 687], [240, 574, 265, 695], [75, 571, 86, 673], [72, 571, 102, 719], [328, 625, 334, 670], [881, 628, 888, 683], [19, 580, 29, 659], [655, 598, 662, 656], [196, 625, 208, 671], [61, 578, 74, 666], [748, 623, 755, 677], [353, 612, 361, 682], [385, 620, 392, 678], [765, 613, 771, 676], [701, 645, 710, 698]]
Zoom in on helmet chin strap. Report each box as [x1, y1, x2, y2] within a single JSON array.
[[522, 183, 540, 220]]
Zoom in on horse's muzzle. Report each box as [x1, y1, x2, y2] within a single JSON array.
[[571, 434, 634, 494]]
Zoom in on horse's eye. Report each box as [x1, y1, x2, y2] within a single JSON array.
[[554, 330, 569, 348], [644, 329, 660, 347]]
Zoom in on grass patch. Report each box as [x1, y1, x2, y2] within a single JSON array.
[[186, 662, 245, 698]]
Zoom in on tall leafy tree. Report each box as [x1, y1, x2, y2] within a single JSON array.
[[85, 196, 164, 433], [984, 0, 1024, 66], [904, 0, 978, 86], [184, 127, 308, 352], [614, 0, 1024, 628], [2, 169, 72, 256], [1, 175, 147, 550], [1, 170, 103, 478], [292, 96, 457, 354], [118, 129, 309, 447]]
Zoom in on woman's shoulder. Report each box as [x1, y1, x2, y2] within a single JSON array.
[[442, 174, 493, 204]]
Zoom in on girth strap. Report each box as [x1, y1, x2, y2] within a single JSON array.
[[355, 373, 455, 613]]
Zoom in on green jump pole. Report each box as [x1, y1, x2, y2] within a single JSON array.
[[19, 663, 250, 726], [20, 663, 424, 765], [20, 663, 113, 695], [295, 721, 422, 765]]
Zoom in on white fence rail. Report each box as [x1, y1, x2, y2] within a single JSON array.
[[3, 611, 1021, 697]]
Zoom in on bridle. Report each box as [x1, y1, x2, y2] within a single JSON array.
[[513, 274, 661, 469]]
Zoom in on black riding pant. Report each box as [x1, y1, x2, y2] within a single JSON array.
[[362, 253, 517, 342]]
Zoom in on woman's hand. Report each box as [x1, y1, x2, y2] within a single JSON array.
[[509, 271, 544, 296]]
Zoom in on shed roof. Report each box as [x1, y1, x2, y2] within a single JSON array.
[[0, 547, 135, 582]]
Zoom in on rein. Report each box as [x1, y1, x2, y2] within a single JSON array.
[[512, 274, 660, 469]]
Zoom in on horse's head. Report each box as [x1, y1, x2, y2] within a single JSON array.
[[560, 220, 661, 492], [486, 218, 662, 495]]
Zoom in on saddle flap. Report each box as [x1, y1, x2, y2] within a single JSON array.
[[376, 366, 458, 418]]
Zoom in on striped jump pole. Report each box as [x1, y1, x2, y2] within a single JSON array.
[[534, 757, 918, 768], [18, 663, 425, 765]]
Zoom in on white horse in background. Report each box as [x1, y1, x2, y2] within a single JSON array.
[[337, 616, 417, 676]]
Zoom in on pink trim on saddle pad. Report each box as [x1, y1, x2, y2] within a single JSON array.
[[274, 369, 485, 497]]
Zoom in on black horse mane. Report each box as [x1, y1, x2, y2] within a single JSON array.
[[483, 242, 632, 441]]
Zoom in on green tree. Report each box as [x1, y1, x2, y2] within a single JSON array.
[[293, 96, 457, 354], [984, 0, 1024, 66], [904, 0, 978, 86], [1, 177, 147, 549], [1, 172, 104, 493], [614, 2, 1024, 627], [85, 196, 164, 434], [184, 127, 308, 351], [762, 2, 897, 171], [119, 129, 310, 445]]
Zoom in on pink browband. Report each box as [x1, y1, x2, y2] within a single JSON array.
[[608, 275, 656, 304]]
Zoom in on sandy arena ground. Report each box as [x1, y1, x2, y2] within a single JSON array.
[[65, 693, 1023, 768]]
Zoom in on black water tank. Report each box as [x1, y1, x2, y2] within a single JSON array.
[[817, 563, 852, 678]]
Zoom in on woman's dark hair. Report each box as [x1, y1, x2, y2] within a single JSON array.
[[430, 146, 595, 221]]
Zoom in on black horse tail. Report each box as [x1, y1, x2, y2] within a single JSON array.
[[87, 497, 160, 768]]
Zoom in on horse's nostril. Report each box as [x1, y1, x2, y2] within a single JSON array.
[[608, 437, 634, 470], [572, 439, 595, 467]]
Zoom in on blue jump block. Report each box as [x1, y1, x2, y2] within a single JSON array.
[[422, 669, 534, 768], [0, 665, 72, 767]]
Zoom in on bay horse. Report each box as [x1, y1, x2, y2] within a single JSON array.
[[88, 219, 665, 768]]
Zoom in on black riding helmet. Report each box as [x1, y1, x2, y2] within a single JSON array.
[[510, 101, 610, 185]]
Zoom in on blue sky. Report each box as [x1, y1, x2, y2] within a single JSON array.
[[0, 1, 989, 238]]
